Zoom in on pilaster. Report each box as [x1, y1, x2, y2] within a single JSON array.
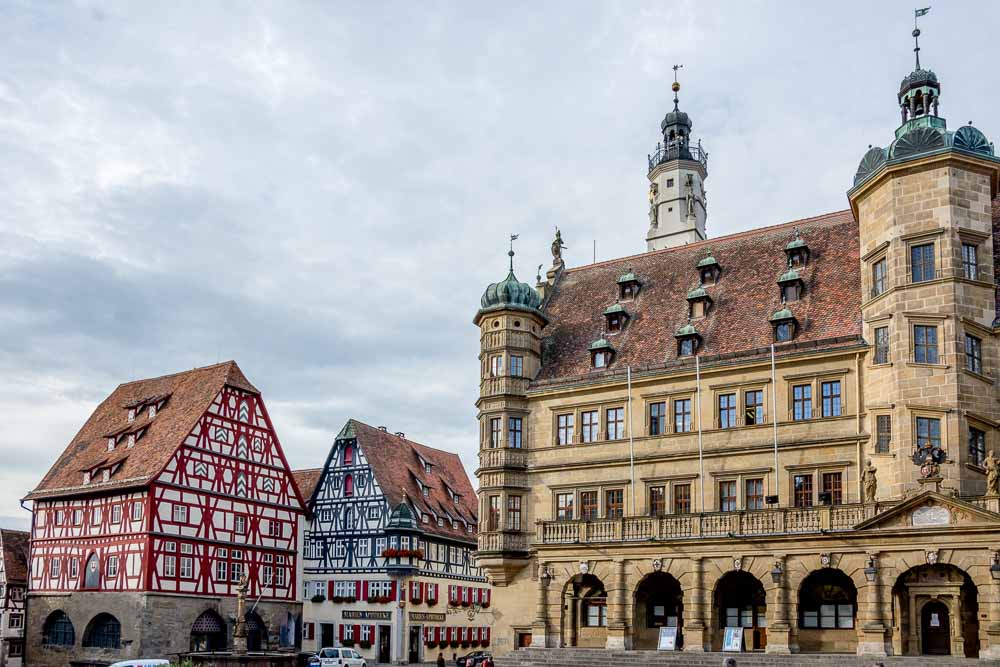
[[857, 552, 889, 656], [682, 557, 708, 652], [605, 559, 629, 649], [530, 563, 550, 648], [765, 555, 791, 654]]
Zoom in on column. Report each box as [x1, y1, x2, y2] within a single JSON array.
[[530, 563, 550, 648], [683, 557, 708, 651], [605, 560, 629, 649], [766, 556, 791, 654], [858, 552, 888, 656]]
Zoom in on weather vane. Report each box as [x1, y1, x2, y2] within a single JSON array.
[[509, 233, 519, 271], [672, 64, 683, 111], [913, 7, 930, 70]]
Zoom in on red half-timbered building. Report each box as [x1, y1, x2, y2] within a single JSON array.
[[22, 361, 306, 667]]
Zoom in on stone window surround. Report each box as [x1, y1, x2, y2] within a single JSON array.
[[708, 468, 772, 512], [708, 380, 771, 429], [546, 401, 627, 446], [902, 228, 945, 285], [868, 408, 895, 457], [481, 490, 524, 532], [956, 228, 992, 283], [549, 480, 632, 521], [960, 317, 994, 384], [640, 474, 698, 515], [908, 405, 951, 457], [864, 313, 893, 369], [904, 312, 949, 368], [483, 407, 529, 449], [640, 388, 698, 437], [782, 369, 850, 422], [964, 412, 996, 473], [783, 461, 853, 506], [861, 240, 891, 305]]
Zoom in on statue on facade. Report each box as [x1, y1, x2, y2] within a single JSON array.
[[232, 572, 250, 653], [685, 174, 696, 219], [648, 182, 659, 227], [551, 229, 567, 265], [986, 451, 999, 496], [862, 459, 878, 504]]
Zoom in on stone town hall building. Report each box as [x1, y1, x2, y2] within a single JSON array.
[[473, 29, 1000, 660]]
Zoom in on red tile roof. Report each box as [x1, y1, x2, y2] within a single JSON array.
[[535, 210, 865, 385], [1, 529, 29, 584], [25, 361, 259, 501], [345, 420, 478, 542], [292, 468, 323, 512]]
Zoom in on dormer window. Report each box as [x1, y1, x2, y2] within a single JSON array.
[[127, 434, 136, 448], [777, 268, 804, 302], [617, 270, 641, 300], [771, 307, 798, 343], [603, 303, 628, 333], [127, 409, 136, 423], [148, 405, 157, 419], [102, 469, 111, 483], [437, 517, 444, 527], [686, 287, 713, 319], [675, 323, 702, 357], [696, 253, 720, 285], [424, 462, 432, 475], [589, 339, 614, 369], [83, 472, 91, 485], [784, 236, 810, 267], [107, 438, 115, 452]]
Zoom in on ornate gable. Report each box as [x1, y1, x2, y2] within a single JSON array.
[[854, 491, 1000, 531]]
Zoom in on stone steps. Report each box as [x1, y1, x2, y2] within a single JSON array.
[[496, 648, 997, 666]]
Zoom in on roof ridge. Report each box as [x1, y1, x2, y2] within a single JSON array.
[[115, 360, 239, 389], [563, 209, 852, 275]]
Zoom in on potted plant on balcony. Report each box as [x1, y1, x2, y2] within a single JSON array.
[[342, 638, 356, 647], [310, 594, 326, 603], [359, 640, 372, 650]]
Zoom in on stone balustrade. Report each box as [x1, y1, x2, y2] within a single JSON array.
[[478, 447, 528, 470], [478, 530, 529, 554], [480, 375, 530, 397]]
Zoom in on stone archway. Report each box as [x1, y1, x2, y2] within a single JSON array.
[[246, 611, 268, 652], [796, 568, 857, 653], [713, 570, 766, 651], [891, 563, 979, 657], [560, 573, 607, 648], [632, 571, 683, 649], [191, 609, 227, 652]]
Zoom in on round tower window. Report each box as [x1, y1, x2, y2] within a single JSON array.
[[492, 320, 500, 329], [514, 320, 521, 328]]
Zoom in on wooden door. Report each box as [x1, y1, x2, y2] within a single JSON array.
[[921, 600, 950, 655]]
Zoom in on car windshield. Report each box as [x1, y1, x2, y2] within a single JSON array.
[[320, 648, 338, 657]]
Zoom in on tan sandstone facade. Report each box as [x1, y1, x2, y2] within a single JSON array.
[[473, 50, 1000, 660]]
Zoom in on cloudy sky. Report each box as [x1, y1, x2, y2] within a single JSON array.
[[2, 1, 998, 529]]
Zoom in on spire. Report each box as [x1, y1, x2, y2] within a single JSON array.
[[896, 8, 941, 131], [913, 7, 930, 70], [672, 64, 683, 111], [508, 233, 519, 273]]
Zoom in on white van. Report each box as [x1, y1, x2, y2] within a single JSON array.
[[313, 646, 367, 667]]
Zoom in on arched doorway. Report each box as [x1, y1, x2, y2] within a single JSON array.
[[714, 571, 766, 651], [561, 574, 607, 648], [632, 572, 683, 649], [891, 563, 978, 657], [921, 600, 950, 655], [83, 553, 100, 589], [797, 569, 857, 653], [41, 611, 75, 647], [246, 611, 268, 652], [191, 610, 227, 651], [82, 613, 121, 649]]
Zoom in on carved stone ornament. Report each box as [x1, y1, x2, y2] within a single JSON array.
[[912, 505, 951, 527], [579, 561, 589, 575], [652, 558, 663, 572], [926, 551, 939, 566], [733, 558, 743, 571], [820, 553, 831, 568]]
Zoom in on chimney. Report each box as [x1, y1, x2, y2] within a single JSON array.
[[395, 432, 405, 438], [378, 426, 388, 431]]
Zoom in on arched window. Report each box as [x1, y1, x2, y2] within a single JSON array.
[[343, 444, 353, 466], [42, 611, 75, 646], [83, 613, 121, 649], [344, 474, 354, 497], [191, 609, 227, 652], [799, 569, 857, 629], [83, 553, 100, 589]]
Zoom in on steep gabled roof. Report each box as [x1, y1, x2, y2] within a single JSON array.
[[292, 468, 323, 513], [339, 419, 478, 542], [25, 361, 259, 501], [0, 529, 29, 584], [536, 210, 863, 384]]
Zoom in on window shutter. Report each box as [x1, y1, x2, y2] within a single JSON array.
[[354, 624, 361, 640], [485, 589, 491, 606], [389, 580, 397, 600], [355, 580, 362, 599], [328, 580, 335, 599], [361, 579, 368, 601], [339, 624, 344, 642], [369, 624, 375, 642]]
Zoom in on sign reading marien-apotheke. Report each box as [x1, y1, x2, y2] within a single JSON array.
[[343, 610, 392, 621], [409, 612, 446, 622]]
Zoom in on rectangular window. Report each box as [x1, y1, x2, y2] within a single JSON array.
[[8, 614, 23, 630], [969, 426, 987, 467], [214, 559, 226, 581], [507, 417, 523, 448], [874, 326, 890, 364], [719, 481, 737, 512], [507, 495, 522, 531], [822, 472, 843, 505], [51, 559, 61, 578], [510, 355, 524, 377], [489, 418, 502, 448], [585, 602, 607, 627], [69, 558, 79, 578], [963, 242, 979, 280], [268, 519, 281, 538], [718, 394, 736, 429], [649, 486, 666, 516], [173, 505, 188, 524], [911, 243, 935, 282], [604, 489, 623, 519], [111, 505, 122, 524], [872, 256, 888, 297], [674, 484, 691, 514], [966, 334, 983, 374], [744, 390, 764, 426], [821, 381, 842, 417], [674, 398, 692, 433], [131, 502, 143, 522], [107, 555, 119, 578], [235, 515, 247, 535], [489, 355, 503, 377], [793, 384, 812, 421], [914, 325, 939, 364], [556, 493, 574, 521], [557, 414, 575, 445], [606, 407, 624, 440], [580, 491, 598, 521], [794, 474, 814, 508], [487, 495, 500, 531], [649, 402, 666, 436], [581, 410, 599, 443], [745, 478, 764, 510], [876, 415, 892, 454], [164, 554, 177, 577]]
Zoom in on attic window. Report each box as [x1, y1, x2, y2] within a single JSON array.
[[127, 434, 136, 449], [107, 438, 115, 452], [344, 444, 354, 466], [617, 270, 640, 300], [785, 235, 810, 267], [589, 339, 614, 369], [102, 469, 111, 483], [771, 307, 798, 343], [424, 462, 432, 475], [437, 517, 444, 527], [127, 409, 136, 423], [778, 268, 804, 302], [423, 513, 429, 523], [696, 253, 720, 285], [83, 472, 91, 485], [675, 324, 702, 357], [148, 405, 157, 419], [603, 303, 628, 333], [686, 287, 713, 319]]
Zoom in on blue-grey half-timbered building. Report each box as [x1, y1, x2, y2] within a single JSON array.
[[296, 420, 491, 664]]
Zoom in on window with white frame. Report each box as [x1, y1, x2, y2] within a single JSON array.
[[235, 515, 247, 535], [334, 580, 355, 597], [275, 566, 286, 587], [173, 504, 188, 524], [180, 543, 193, 578], [335, 542, 346, 558], [51, 559, 61, 578], [131, 502, 143, 522], [110, 505, 122, 524], [164, 554, 177, 577], [69, 558, 79, 578], [312, 581, 325, 597], [357, 540, 370, 558], [215, 559, 227, 582], [8, 613, 23, 630], [106, 555, 119, 578], [376, 538, 386, 554], [368, 581, 392, 598]]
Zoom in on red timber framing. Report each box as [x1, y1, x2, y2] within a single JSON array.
[[29, 381, 305, 602]]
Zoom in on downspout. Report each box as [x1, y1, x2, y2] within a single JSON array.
[[627, 366, 636, 516], [771, 345, 780, 501], [696, 355, 705, 512]]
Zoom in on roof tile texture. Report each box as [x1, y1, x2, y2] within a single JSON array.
[[1, 529, 29, 584]]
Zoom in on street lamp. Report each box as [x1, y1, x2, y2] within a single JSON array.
[[990, 553, 1000, 581], [770, 561, 783, 584], [864, 556, 877, 583]]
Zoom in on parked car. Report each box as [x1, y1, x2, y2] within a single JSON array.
[[311, 647, 368, 667], [109, 661, 170, 667], [456, 651, 492, 667]]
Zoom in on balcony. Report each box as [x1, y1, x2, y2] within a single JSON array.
[[478, 447, 527, 471], [647, 138, 708, 172], [537, 502, 890, 545], [480, 375, 530, 397], [478, 531, 529, 555]]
